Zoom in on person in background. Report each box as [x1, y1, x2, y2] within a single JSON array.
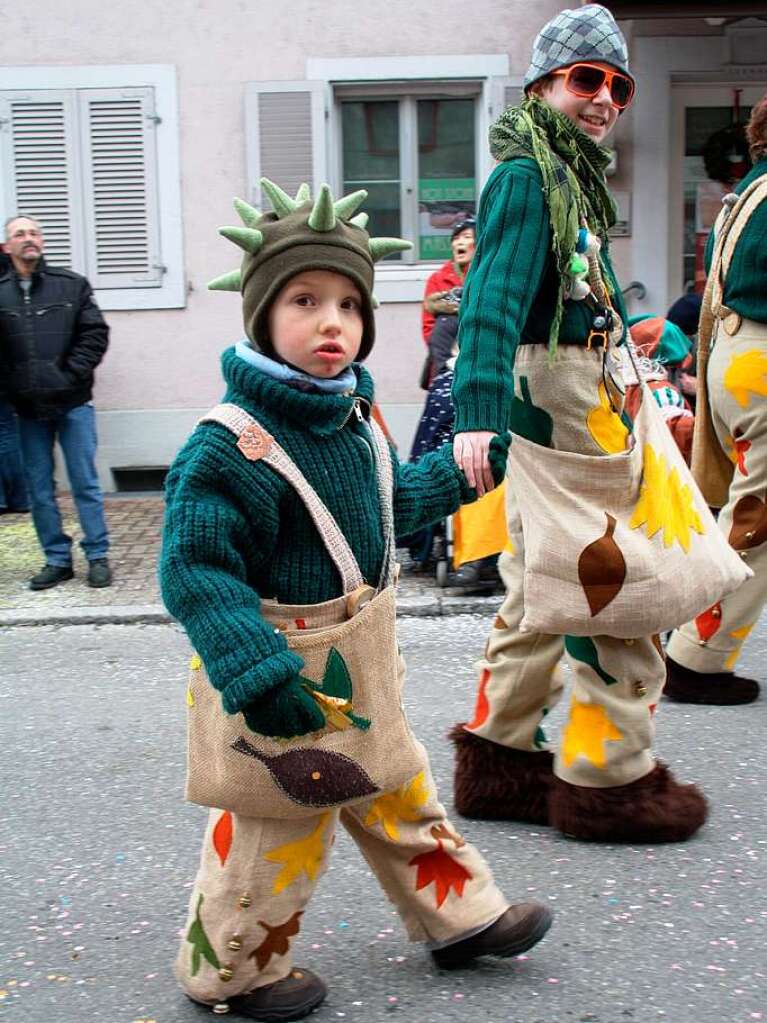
[[623, 315, 695, 464], [421, 218, 476, 345], [0, 216, 111, 589], [667, 292, 703, 408], [665, 93, 767, 706]]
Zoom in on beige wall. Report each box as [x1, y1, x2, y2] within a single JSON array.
[[1, 1, 563, 423]]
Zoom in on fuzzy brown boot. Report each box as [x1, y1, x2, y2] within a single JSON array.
[[450, 724, 554, 824], [665, 655, 760, 705], [549, 762, 708, 844]]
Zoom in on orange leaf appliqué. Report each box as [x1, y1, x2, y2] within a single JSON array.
[[212, 810, 233, 867], [409, 841, 472, 908], [466, 670, 490, 731]]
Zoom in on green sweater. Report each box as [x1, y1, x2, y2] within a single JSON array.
[[453, 158, 627, 434], [160, 347, 474, 714], [704, 159, 767, 325]]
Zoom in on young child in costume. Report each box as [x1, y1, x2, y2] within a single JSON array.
[[450, 4, 708, 843], [160, 179, 551, 1021]]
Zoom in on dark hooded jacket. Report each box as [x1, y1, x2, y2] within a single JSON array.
[[0, 257, 109, 419]]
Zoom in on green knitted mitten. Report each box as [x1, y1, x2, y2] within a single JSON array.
[[242, 675, 326, 739]]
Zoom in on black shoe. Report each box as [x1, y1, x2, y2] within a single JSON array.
[[226, 968, 327, 1021], [87, 558, 112, 588], [665, 654, 759, 705], [29, 564, 74, 591], [431, 902, 553, 969]]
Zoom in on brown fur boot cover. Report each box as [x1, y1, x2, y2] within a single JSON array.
[[549, 761, 708, 843], [450, 724, 554, 824], [665, 655, 760, 705]]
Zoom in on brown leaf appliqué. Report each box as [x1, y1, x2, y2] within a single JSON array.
[[578, 513, 627, 616], [249, 911, 303, 971]]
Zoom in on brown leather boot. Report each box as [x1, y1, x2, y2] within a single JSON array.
[[549, 762, 708, 843], [432, 902, 553, 969], [665, 655, 760, 705], [450, 724, 554, 824], [225, 968, 327, 1021]]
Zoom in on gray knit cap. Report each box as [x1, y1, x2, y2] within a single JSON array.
[[524, 4, 633, 92]]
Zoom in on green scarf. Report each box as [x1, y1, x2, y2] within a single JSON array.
[[489, 96, 617, 354]]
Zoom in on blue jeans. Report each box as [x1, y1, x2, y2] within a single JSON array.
[[17, 403, 109, 566], [0, 400, 29, 511]]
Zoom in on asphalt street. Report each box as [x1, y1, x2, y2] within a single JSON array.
[[1, 616, 765, 1023]]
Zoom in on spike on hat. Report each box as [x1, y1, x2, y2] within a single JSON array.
[[210, 178, 412, 361]]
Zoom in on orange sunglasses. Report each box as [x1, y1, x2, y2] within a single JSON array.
[[550, 63, 635, 110]]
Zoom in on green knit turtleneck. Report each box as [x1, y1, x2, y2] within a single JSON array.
[[160, 346, 473, 709]]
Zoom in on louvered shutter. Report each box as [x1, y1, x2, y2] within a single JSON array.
[[245, 82, 328, 211], [0, 90, 84, 269], [79, 88, 162, 288]]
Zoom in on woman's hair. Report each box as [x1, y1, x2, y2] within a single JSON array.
[[746, 93, 767, 162]]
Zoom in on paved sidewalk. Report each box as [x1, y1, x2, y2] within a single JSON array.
[[0, 494, 501, 626]]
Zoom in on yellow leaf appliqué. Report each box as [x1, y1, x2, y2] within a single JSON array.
[[629, 443, 704, 552], [561, 698, 624, 769], [264, 813, 331, 894], [723, 349, 767, 409], [724, 623, 755, 670], [364, 771, 430, 841]]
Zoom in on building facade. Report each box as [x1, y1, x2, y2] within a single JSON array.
[[1, 1, 765, 488]]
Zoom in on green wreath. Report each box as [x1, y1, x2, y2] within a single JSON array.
[[703, 123, 752, 185]]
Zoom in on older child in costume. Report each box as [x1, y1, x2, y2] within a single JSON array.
[[160, 181, 551, 1021], [450, 4, 708, 843], [665, 94, 767, 706]]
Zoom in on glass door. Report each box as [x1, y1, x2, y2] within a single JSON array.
[[671, 84, 763, 298]]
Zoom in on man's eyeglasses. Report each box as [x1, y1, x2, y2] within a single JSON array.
[[550, 63, 635, 110]]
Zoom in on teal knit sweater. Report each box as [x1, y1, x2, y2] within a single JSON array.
[[453, 158, 628, 434], [704, 159, 767, 325], [160, 347, 475, 714]]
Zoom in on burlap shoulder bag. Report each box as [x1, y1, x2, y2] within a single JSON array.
[[692, 174, 767, 508], [510, 342, 752, 639], [184, 404, 423, 819]]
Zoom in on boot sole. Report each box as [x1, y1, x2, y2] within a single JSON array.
[[433, 907, 553, 969]]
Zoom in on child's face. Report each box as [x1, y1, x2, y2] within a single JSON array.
[[539, 64, 619, 144], [268, 270, 364, 378]]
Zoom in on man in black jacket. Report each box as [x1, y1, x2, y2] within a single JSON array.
[[1, 216, 112, 589]]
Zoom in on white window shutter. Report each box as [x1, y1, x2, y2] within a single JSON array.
[[0, 90, 84, 269], [245, 82, 328, 211], [78, 87, 162, 288]]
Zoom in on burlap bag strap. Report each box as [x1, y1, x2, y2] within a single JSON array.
[[199, 403, 365, 595], [692, 174, 767, 506], [368, 415, 396, 590]]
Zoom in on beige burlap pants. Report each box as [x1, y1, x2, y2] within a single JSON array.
[[668, 315, 767, 672], [177, 748, 508, 1006], [465, 345, 667, 788]]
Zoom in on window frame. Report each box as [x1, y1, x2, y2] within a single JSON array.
[[307, 55, 515, 303], [0, 64, 184, 311]]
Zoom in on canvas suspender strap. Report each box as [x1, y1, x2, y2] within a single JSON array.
[[709, 174, 767, 318], [198, 403, 395, 596], [367, 416, 396, 590]]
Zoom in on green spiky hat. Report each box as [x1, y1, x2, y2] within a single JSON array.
[[209, 178, 412, 361]]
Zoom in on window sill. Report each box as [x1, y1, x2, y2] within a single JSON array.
[[375, 263, 443, 303]]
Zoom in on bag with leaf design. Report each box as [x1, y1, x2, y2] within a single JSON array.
[[185, 405, 424, 819], [509, 342, 752, 639]]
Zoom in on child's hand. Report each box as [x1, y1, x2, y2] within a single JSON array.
[[488, 431, 512, 486], [242, 676, 326, 739]]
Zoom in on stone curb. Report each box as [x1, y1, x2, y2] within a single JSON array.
[[0, 594, 500, 628]]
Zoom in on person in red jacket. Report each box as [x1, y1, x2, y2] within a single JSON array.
[[421, 218, 475, 343]]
